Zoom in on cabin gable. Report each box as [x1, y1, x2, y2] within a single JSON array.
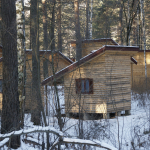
[[63, 50, 136, 115], [71, 38, 119, 58], [64, 53, 106, 114], [25, 51, 73, 111]]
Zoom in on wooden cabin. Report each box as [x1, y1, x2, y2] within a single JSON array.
[[24, 50, 73, 111], [70, 38, 119, 58], [131, 50, 150, 93], [42, 45, 139, 119], [0, 49, 73, 111]]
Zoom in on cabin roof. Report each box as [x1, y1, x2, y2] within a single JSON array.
[[138, 50, 150, 52], [71, 38, 119, 45], [26, 50, 74, 64], [26, 49, 73, 64], [0, 50, 73, 64], [41, 45, 139, 86]]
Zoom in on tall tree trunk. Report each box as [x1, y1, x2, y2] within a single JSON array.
[[137, 4, 140, 47], [119, 0, 123, 45], [30, 0, 41, 125], [42, 0, 49, 117], [42, 0, 48, 50], [51, 0, 56, 51], [16, 0, 26, 129], [42, 3, 50, 148], [74, 0, 82, 61], [89, 0, 93, 39], [0, 0, 2, 44], [140, 0, 147, 87], [127, 0, 130, 46], [57, 0, 62, 52], [1, 0, 20, 148], [85, 0, 89, 39]]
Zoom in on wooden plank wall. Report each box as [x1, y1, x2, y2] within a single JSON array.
[[64, 54, 106, 114], [131, 51, 150, 93], [0, 51, 71, 111], [25, 53, 47, 111], [47, 53, 72, 76], [82, 41, 116, 57], [25, 53, 71, 111], [105, 54, 131, 113], [64, 52, 132, 114]]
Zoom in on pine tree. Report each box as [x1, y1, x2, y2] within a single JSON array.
[[1, 0, 20, 148]]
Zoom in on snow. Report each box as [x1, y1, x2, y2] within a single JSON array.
[[0, 138, 9, 147], [1, 92, 150, 149], [26, 49, 52, 52], [63, 138, 118, 150], [91, 49, 99, 53]]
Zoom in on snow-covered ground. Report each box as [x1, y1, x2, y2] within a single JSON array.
[[2, 90, 150, 150]]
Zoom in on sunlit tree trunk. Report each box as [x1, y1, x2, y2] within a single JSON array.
[[119, 0, 123, 45], [1, 0, 20, 148], [89, 0, 93, 39], [57, 0, 62, 52], [16, 0, 26, 129], [42, 0, 48, 51], [127, 0, 130, 45], [137, 4, 140, 48], [74, 0, 82, 61], [140, 0, 147, 86], [86, 0, 89, 39], [51, 0, 56, 51]]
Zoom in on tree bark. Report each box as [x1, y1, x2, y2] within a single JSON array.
[[85, 0, 89, 39], [42, 0, 48, 50], [30, 0, 41, 125], [74, 0, 82, 61], [119, 0, 123, 45], [51, 0, 56, 51], [16, 0, 26, 129], [140, 0, 147, 87], [1, 0, 20, 148], [57, 0, 62, 52]]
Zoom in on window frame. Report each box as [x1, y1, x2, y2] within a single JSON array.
[[76, 78, 93, 94]]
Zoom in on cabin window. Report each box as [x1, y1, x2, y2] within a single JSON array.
[[76, 78, 93, 94], [0, 80, 2, 93]]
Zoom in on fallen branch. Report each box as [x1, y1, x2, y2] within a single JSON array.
[[0, 127, 118, 150], [0, 138, 9, 148], [50, 137, 118, 150], [0, 126, 63, 140]]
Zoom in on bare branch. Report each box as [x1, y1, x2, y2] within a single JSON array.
[[50, 138, 118, 150]]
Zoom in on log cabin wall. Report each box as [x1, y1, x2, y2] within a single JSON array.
[[71, 39, 118, 59], [82, 41, 116, 57], [64, 54, 106, 114], [0, 49, 72, 111], [25, 52, 72, 111], [131, 51, 150, 93], [105, 52, 131, 113], [48, 53, 72, 76], [64, 51, 135, 114]]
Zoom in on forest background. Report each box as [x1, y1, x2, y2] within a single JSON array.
[[0, 0, 150, 149], [2, 0, 150, 57]]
